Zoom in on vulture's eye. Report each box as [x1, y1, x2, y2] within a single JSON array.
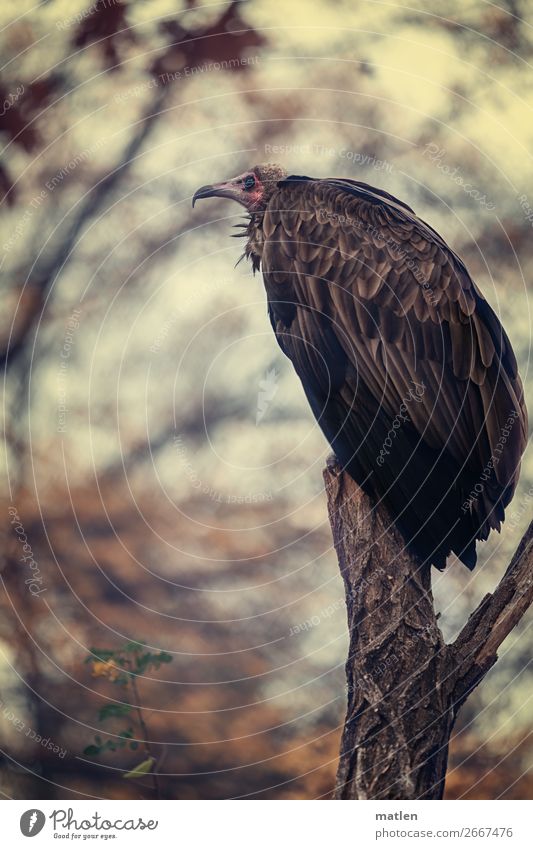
[[243, 175, 256, 190]]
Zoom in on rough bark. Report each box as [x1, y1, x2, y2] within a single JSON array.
[[324, 462, 533, 800]]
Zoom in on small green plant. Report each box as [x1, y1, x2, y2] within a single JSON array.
[[83, 640, 172, 797]]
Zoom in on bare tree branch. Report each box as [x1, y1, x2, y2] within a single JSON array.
[[450, 519, 533, 703], [324, 462, 533, 800]]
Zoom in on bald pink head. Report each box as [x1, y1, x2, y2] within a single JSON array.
[[192, 163, 288, 212]]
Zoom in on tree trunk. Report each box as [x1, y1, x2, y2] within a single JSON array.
[[324, 461, 533, 800]]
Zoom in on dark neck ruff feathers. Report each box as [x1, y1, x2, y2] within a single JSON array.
[[232, 213, 264, 272]]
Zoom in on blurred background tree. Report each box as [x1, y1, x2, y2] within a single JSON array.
[[0, 0, 531, 799]]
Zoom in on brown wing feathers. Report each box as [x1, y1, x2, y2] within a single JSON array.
[[260, 177, 527, 569]]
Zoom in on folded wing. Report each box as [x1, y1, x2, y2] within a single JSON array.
[[260, 176, 527, 569]]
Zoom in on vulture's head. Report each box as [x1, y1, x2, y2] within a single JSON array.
[[192, 163, 288, 212]]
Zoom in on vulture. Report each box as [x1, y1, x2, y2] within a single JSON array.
[[192, 163, 528, 570]]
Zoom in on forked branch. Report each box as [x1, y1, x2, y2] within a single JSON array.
[[324, 462, 533, 800]]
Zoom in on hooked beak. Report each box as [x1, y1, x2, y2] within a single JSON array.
[[192, 179, 243, 208]]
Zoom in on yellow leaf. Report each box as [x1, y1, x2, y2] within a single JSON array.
[[123, 757, 155, 779], [91, 660, 121, 682]]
